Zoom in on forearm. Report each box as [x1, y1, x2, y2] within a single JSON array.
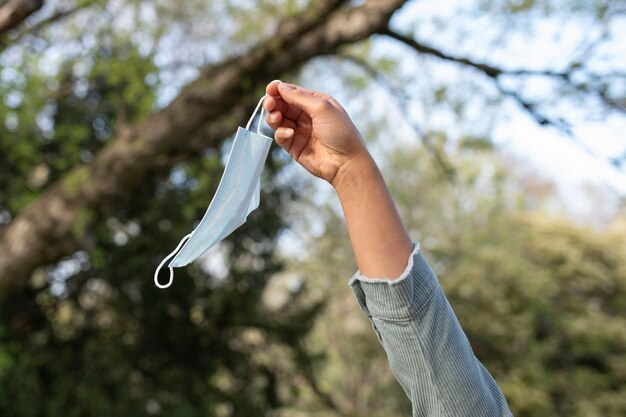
[[332, 153, 413, 279]]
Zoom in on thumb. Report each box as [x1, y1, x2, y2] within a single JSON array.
[[277, 82, 326, 116]]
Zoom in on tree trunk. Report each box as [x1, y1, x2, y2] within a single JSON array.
[[0, 0, 408, 297]]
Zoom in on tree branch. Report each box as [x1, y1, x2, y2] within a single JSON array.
[[381, 28, 626, 173], [0, 0, 43, 36], [381, 28, 625, 126], [382, 28, 506, 78], [338, 53, 457, 183], [0, 0, 409, 297], [2, 2, 85, 48]]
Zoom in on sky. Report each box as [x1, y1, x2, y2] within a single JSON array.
[[12, 0, 625, 224], [384, 0, 626, 220]]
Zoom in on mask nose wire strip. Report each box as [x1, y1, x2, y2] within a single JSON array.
[[245, 95, 267, 133], [154, 233, 193, 289]]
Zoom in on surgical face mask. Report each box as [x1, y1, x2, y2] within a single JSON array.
[[154, 96, 273, 288]]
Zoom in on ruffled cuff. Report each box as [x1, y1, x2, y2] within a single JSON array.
[[349, 241, 439, 321]]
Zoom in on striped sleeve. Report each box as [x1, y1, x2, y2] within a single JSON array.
[[349, 242, 514, 417]]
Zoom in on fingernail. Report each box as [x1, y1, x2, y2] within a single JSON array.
[[284, 128, 294, 136], [278, 82, 291, 91]]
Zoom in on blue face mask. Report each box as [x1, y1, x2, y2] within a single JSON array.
[[154, 96, 272, 288]]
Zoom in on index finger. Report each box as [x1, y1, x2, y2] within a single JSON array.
[[266, 80, 282, 97], [263, 95, 303, 121]]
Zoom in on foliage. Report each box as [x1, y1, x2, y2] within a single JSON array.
[[387, 145, 626, 417], [0, 37, 321, 416], [1, 0, 625, 416]]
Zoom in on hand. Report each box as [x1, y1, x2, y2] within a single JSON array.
[[264, 81, 412, 278], [263, 80, 372, 187]]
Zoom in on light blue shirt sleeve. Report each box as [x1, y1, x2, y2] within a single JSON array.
[[349, 242, 514, 417]]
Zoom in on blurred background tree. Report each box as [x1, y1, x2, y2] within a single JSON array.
[[282, 142, 626, 416], [0, 0, 625, 416]]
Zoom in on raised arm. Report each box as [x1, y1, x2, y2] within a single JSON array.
[[263, 81, 513, 416], [263, 81, 412, 277]]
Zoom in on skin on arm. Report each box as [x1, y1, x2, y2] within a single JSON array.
[[263, 80, 413, 278]]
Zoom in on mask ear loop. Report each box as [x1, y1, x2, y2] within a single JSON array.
[[245, 95, 266, 134], [154, 233, 192, 289]]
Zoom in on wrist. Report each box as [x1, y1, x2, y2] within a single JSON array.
[[331, 151, 381, 199]]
